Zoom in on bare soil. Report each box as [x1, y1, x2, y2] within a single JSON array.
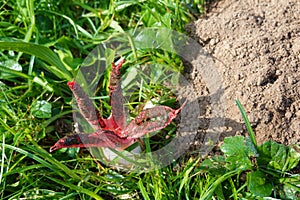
[[187, 0, 300, 146]]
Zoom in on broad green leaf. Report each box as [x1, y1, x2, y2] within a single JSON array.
[[31, 100, 52, 118], [0, 64, 30, 80], [245, 137, 259, 158], [66, 147, 80, 158], [257, 140, 288, 171], [199, 155, 227, 175], [0, 41, 73, 80], [220, 136, 252, 170], [248, 170, 273, 197], [281, 182, 300, 199], [133, 28, 174, 52], [287, 145, 300, 170], [0, 59, 22, 79]]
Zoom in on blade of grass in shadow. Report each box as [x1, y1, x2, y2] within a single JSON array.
[[228, 177, 238, 200], [178, 157, 201, 199], [0, 65, 31, 79], [200, 170, 239, 200], [0, 41, 73, 80], [42, 109, 74, 127], [46, 176, 104, 200], [2, 164, 44, 177], [47, 10, 85, 38], [235, 99, 257, 148], [138, 178, 151, 200], [0, 67, 54, 92], [0, 118, 15, 135], [44, 10, 94, 39], [58, 193, 79, 200], [0, 134, 5, 185]]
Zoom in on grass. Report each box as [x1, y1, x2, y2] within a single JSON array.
[[1, 0, 299, 199]]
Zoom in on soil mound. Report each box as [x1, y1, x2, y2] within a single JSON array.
[[188, 0, 300, 145]]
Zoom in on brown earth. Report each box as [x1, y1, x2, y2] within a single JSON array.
[[187, 0, 300, 146]]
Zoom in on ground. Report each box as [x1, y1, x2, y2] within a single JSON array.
[[187, 0, 300, 146]]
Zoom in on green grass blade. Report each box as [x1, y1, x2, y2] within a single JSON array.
[[0, 64, 31, 79], [178, 157, 200, 199], [0, 118, 16, 134], [0, 134, 5, 185], [46, 176, 104, 200], [200, 170, 239, 200], [138, 178, 151, 200], [235, 99, 257, 148], [2, 164, 44, 177], [42, 110, 74, 127], [0, 41, 73, 80], [4, 143, 80, 180], [4, 144, 60, 172]]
